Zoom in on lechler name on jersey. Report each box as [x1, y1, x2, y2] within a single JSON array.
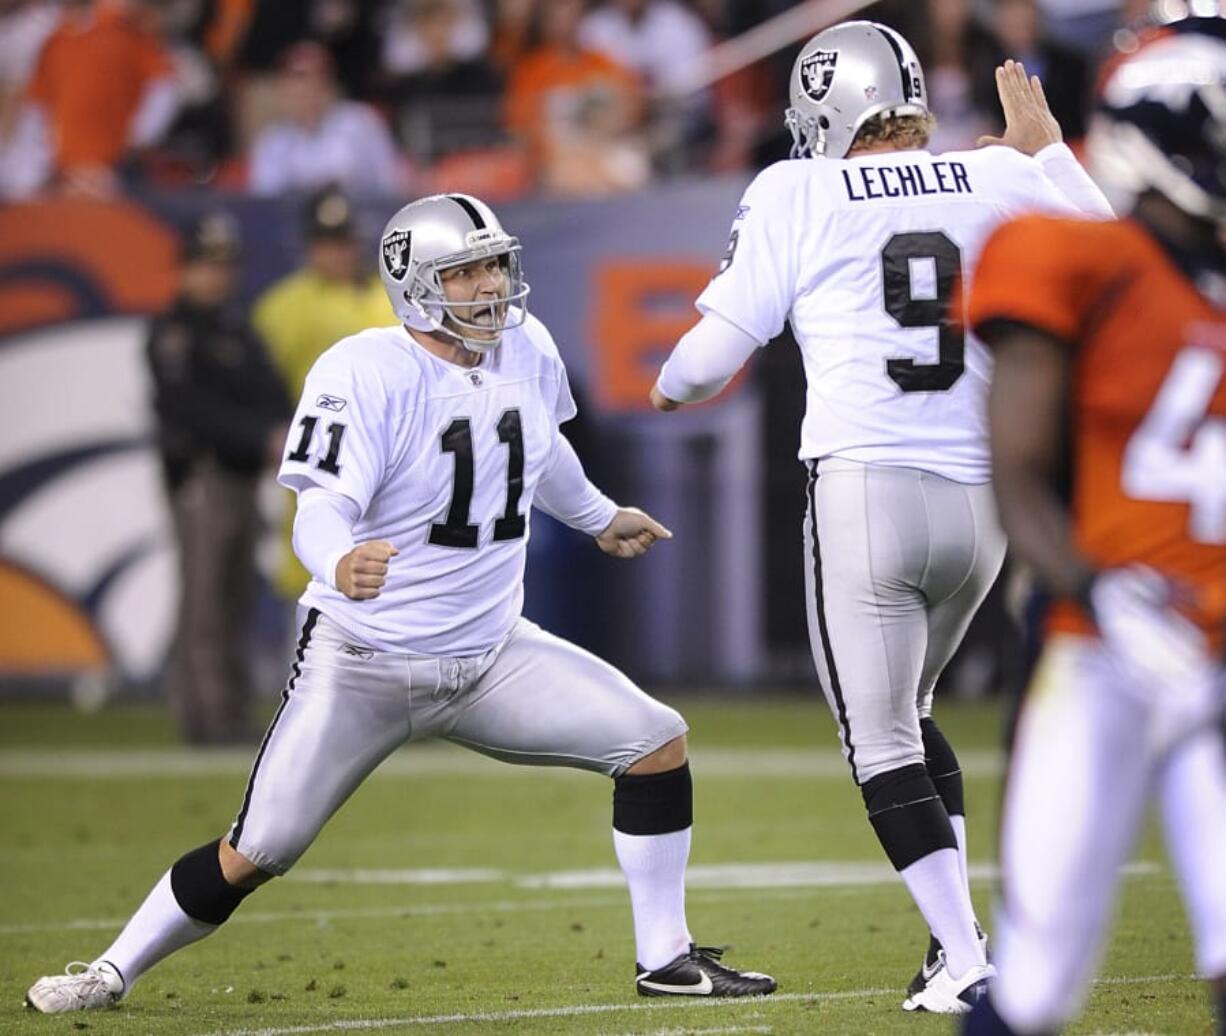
[[841, 160, 973, 203]]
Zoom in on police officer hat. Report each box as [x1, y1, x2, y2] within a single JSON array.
[[182, 211, 242, 263], [305, 185, 357, 240]]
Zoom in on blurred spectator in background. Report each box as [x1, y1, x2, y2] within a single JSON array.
[[4, 0, 182, 199], [253, 186, 394, 599], [980, 0, 1090, 142], [385, 0, 503, 165], [147, 212, 290, 744], [0, 0, 61, 198], [911, 0, 999, 152], [381, 0, 487, 79], [579, 0, 713, 171], [505, 0, 648, 195], [236, 0, 381, 102], [145, 0, 255, 186], [1036, 0, 1123, 56], [578, 0, 711, 98], [490, 0, 534, 71], [247, 40, 402, 196]]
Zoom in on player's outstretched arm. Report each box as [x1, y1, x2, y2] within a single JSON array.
[[335, 540, 399, 600], [595, 507, 673, 559], [653, 311, 761, 412], [977, 59, 1062, 155]]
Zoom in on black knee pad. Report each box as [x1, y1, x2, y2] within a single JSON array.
[[170, 840, 254, 925], [860, 763, 956, 871], [613, 762, 693, 835], [921, 717, 965, 817]]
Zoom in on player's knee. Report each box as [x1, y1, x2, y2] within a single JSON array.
[[920, 717, 965, 816], [169, 839, 263, 926], [627, 733, 687, 774], [860, 763, 956, 870], [613, 758, 692, 835], [218, 838, 274, 890]]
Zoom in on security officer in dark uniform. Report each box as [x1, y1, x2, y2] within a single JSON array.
[[147, 212, 291, 744]]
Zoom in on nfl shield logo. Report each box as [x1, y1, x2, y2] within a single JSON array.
[[865, 85, 879, 101], [381, 228, 412, 281], [799, 49, 838, 104]]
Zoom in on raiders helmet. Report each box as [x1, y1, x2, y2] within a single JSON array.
[[785, 20, 929, 160], [378, 193, 530, 353], [1088, 17, 1226, 225]]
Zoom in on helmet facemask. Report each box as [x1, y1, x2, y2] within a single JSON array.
[[405, 238, 531, 353]]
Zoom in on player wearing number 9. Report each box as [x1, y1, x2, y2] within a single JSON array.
[[651, 19, 1114, 1017], [23, 192, 779, 1017], [962, 18, 1226, 1036]]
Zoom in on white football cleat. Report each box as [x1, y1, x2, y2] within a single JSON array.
[[25, 961, 123, 1013], [902, 960, 994, 1014]]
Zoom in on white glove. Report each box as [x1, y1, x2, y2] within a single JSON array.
[[1089, 565, 1222, 755]]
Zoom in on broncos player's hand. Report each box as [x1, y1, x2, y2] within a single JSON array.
[[1088, 565, 1224, 755], [336, 540, 399, 600], [595, 507, 673, 559]]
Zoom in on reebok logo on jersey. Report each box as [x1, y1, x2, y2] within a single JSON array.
[[734, 205, 750, 221], [339, 643, 374, 661], [799, 49, 837, 103], [381, 228, 412, 281], [316, 394, 347, 412]]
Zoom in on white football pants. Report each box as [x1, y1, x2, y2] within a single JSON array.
[[801, 458, 1006, 784], [229, 608, 688, 875], [992, 634, 1226, 1034]]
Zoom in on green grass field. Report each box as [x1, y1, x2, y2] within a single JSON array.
[[0, 696, 1212, 1035]]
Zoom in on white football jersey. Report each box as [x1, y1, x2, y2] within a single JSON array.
[[278, 312, 577, 656], [697, 146, 1087, 482]]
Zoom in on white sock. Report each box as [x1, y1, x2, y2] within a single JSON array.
[[899, 847, 985, 978], [94, 871, 216, 991], [613, 827, 693, 971], [949, 814, 978, 926]]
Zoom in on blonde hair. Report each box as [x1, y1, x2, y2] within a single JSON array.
[[851, 111, 937, 152]]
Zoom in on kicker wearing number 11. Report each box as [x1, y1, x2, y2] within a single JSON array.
[[23, 192, 777, 1015]]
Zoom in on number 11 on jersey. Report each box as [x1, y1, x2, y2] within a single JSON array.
[[429, 408, 526, 549], [287, 415, 347, 475]]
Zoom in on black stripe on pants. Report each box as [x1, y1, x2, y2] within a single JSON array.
[[807, 461, 858, 782], [230, 608, 319, 846]]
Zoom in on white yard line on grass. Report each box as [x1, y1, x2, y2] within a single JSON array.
[[288, 860, 1160, 891], [186, 975, 1192, 1036], [600, 1027, 773, 1036], [0, 747, 1005, 780], [0, 862, 1161, 937]]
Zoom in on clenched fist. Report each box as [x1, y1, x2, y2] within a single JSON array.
[[595, 507, 673, 559], [336, 540, 399, 600]]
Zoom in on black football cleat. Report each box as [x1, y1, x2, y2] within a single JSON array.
[[907, 933, 944, 999], [908, 925, 990, 1000], [635, 943, 777, 997]]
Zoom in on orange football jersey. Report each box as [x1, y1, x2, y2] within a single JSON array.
[[970, 215, 1226, 648]]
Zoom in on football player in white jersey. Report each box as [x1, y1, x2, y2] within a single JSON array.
[[650, 21, 1114, 1015], [25, 193, 776, 1016]]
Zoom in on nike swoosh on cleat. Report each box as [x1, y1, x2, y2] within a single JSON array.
[[638, 972, 715, 995]]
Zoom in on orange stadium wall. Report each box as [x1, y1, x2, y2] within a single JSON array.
[[0, 180, 767, 690]]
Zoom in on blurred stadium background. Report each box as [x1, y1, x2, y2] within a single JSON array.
[[2, 1, 1222, 1032], [6, 0, 1187, 704]]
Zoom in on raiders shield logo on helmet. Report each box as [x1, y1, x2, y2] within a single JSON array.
[[800, 49, 838, 103], [381, 228, 412, 281]]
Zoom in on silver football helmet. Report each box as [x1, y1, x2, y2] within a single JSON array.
[[378, 193, 530, 353], [785, 21, 929, 159]]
